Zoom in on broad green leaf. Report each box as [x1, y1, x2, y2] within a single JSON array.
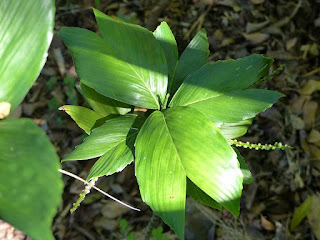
[[153, 22, 178, 82], [170, 54, 273, 108], [290, 196, 311, 230], [219, 119, 253, 139], [0, 0, 55, 111], [135, 111, 186, 239], [180, 89, 283, 128], [233, 148, 254, 184], [187, 178, 222, 210], [162, 107, 243, 215], [86, 120, 140, 181], [78, 83, 131, 116], [94, 8, 168, 106], [169, 29, 209, 94], [59, 27, 163, 109], [60, 105, 103, 134], [63, 114, 138, 161], [0, 118, 63, 240]]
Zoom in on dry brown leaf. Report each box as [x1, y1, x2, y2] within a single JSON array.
[[0, 102, 11, 119], [246, 20, 270, 33], [308, 195, 320, 239], [303, 100, 318, 129], [261, 216, 275, 231], [307, 130, 320, 144], [301, 80, 320, 95], [291, 115, 305, 130], [101, 200, 130, 219], [243, 32, 269, 44], [286, 37, 298, 51]]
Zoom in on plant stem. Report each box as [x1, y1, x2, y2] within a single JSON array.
[[144, 212, 159, 240]]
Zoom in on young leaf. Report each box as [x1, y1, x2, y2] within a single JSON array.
[[59, 26, 166, 109], [219, 119, 253, 139], [153, 22, 178, 82], [169, 29, 209, 94], [135, 111, 186, 239], [0, 0, 55, 112], [0, 119, 63, 240], [59, 105, 103, 134], [233, 148, 254, 184], [186, 178, 222, 210], [161, 107, 243, 216], [78, 83, 131, 116], [63, 114, 138, 161], [94, 8, 168, 106]]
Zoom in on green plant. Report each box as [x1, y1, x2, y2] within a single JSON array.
[[59, 9, 285, 239], [0, 1, 63, 239]]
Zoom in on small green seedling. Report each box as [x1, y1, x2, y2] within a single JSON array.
[[59, 9, 288, 239]]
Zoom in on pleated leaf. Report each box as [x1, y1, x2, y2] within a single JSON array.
[[183, 89, 283, 127], [78, 83, 131, 116], [169, 29, 209, 94], [0, 119, 63, 240], [160, 107, 243, 215], [59, 22, 167, 109], [186, 178, 222, 210], [153, 22, 178, 82], [0, 0, 55, 111], [86, 122, 139, 181], [170, 55, 275, 138], [94, 8, 168, 106], [63, 114, 138, 161], [135, 111, 186, 239], [60, 105, 103, 134]]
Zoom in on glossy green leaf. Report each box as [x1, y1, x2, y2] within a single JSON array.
[[0, 0, 54, 111], [63, 114, 138, 161], [170, 55, 273, 108], [86, 121, 140, 181], [169, 29, 209, 94], [187, 178, 222, 210], [161, 107, 243, 215], [135, 111, 186, 239], [219, 119, 253, 139], [184, 89, 283, 128], [78, 83, 131, 116], [233, 148, 254, 184], [59, 27, 164, 109], [60, 105, 103, 134], [0, 119, 63, 240], [153, 22, 178, 82]]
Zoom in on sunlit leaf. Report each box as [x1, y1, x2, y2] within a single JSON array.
[[153, 22, 178, 82], [0, 0, 54, 111]]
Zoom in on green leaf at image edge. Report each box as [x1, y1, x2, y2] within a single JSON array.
[[0, 0, 55, 112], [0, 119, 63, 240]]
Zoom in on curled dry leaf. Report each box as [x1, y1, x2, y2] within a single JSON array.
[[301, 79, 320, 95], [0, 102, 11, 119]]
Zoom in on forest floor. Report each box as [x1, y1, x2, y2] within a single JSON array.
[[2, 0, 320, 239]]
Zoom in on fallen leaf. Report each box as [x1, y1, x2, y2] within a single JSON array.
[[101, 200, 130, 219], [286, 37, 298, 51], [261, 216, 275, 231], [290, 196, 311, 230], [0, 102, 11, 119], [308, 195, 320, 239], [301, 80, 320, 95], [303, 100, 318, 129], [243, 32, 269, 44], [307, 130, 320, 144], [250, 0, 265, 4]]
